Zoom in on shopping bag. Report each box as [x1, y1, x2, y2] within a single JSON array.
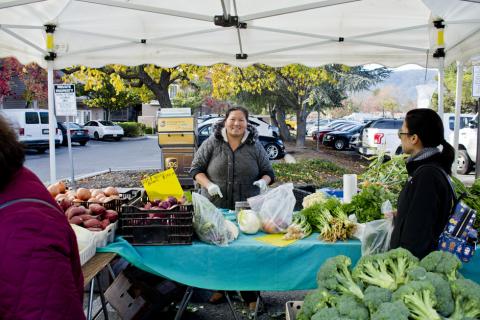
[[247, 183, 296, 233]]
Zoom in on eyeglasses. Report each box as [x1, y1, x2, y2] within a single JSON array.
[[397, 130, 411, 139]]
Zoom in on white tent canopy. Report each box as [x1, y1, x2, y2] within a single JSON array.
[[0, 0, 480, 69], [1, 0, 480, 183]]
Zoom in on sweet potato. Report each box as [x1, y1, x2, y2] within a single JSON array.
[[59, 198, 73, 212], [83, 218, 102, 228], [89, 203, 106, 216], [65, 206, 86, 220], [100, 219, 110, 230], [78, 214, 96, 221], [104, 210, 118, 223], [69, 216, 83, 225]]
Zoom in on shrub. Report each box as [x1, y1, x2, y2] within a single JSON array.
[[117, 122, 145, 137]]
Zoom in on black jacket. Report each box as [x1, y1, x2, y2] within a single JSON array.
[[389, 153, 454, 259], [190, 122, 275, 210]]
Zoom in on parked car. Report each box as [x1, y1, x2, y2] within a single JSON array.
[[1, 109, 62, 153], [313, 121, 361, 141], [453, 113, 478, 174], [200, 116, 279, 138], [323, 125, 365, 150], [358, 118, 404, 156], [57, 122, 90, 146], [196, 120, 285, 160], [306, 119, 331, 136], [83, 120, 124, 140]]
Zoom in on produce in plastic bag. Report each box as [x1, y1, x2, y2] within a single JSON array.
[[247, 183, 296, 233], [237, 209, 261, 234], [192, 193, 236, 246], [359, 200, 394, 255]]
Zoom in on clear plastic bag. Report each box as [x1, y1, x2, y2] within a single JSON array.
[[247, 183, 296, 233], [360, 200, 394, 256], [192, 193, 235, 246]]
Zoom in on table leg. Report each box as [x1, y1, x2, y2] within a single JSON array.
[[96, 274, 109, 320], [86, 277, 95, 320], [174, 286, 194, 320], [224, 291, 240, 320], [253, 295, 261, 320]]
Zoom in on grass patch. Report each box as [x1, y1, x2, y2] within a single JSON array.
[[272, 159, 347, 186]]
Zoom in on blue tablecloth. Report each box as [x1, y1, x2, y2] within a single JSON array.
[[98, 233, 480, 291]]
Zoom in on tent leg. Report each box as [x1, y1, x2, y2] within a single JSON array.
[[437, 57, 445, 119], [47, 60, 56, 183], [452, 60, 464, 176]]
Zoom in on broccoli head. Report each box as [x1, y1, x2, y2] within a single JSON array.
[[383, 248, 419, 285], [406, 266, 455, 317], [371, 301, 410, 320], [352, 254, 397, 290], [392, 280, 441, 320], [317, 255, 364, 300], [363, 286, 393, 314], [311, 307, 353, 320], [419, 251, 462, 281], [448, 278, 480, 320], [333, 294, 369, 320], [296, 287, 335, 320]]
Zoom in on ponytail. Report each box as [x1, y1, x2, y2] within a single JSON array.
[[440, 139, 455, 175]]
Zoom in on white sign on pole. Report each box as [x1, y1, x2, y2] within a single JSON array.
[[54, 84, 77, 116], [473, 66, 480, 98]]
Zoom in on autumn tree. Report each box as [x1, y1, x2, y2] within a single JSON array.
[[0, 57, 22, 107], [211, 64, 389, 147], [20, 63, 48, 108], [64, 64, 206, 109]]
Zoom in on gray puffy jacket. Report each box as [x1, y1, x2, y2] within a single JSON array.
[[190, 122, 275, 209]]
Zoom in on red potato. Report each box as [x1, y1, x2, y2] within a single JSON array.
[[84, 218, 102, 228], [69, 216, 83, 225], [104, 210, 118, 223], [65, 206, 87, 220], [89, 203, 107, 216]]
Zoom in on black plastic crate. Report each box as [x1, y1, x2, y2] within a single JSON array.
[[73, 189, 142, 213], [293, 185, 317, 211], [119, 196, 193, 246]]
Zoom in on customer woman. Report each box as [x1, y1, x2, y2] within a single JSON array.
[[390, 108, 455, 259], [0, 115, 85, 320], [190, 106, 275, 314]]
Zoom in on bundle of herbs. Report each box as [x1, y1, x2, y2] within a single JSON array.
[[343, 182, 397, 223], [300, 197, 356, 242]]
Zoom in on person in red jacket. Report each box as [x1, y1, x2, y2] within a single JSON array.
[[0, 114, 85, 320]]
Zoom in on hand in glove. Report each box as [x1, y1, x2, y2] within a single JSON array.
[[253, 179, 268, 193], [207, 183, 223, 198]]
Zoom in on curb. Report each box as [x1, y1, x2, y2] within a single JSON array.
[[122, 136, 148, 141]]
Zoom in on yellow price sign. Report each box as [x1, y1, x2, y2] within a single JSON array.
[[141, 168, 184, 201]]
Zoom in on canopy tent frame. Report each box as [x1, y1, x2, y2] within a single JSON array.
[[1, 0, 480, 182]]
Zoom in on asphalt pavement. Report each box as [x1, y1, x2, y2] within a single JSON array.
[[25, 136, 161, 184]]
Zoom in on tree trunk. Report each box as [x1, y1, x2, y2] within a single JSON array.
[[276, 107, 293, 141], [295, 104, 308, 148], [138, 67, 173, 109]]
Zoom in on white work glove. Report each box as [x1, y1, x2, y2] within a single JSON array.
[[207, 183, 223, 198], [253, 179, 268, 194]]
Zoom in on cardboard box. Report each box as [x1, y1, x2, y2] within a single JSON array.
[[104, 272, 146, 320]]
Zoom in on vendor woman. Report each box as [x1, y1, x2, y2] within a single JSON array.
[[190, 106, 275, 314], [190, 106, 275, 210]]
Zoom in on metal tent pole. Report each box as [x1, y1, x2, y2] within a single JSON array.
[[452, 61, 464, 176]]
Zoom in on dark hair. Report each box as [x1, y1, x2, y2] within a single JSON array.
[[405, 109, 455, 174], [0, 114, 25, 190], [223, 106, 249, 124]]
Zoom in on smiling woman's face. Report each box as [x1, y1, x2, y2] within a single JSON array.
[[225, 110, 247, 138]]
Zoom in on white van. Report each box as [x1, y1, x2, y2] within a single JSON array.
[[0, 109, 62, 153]]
